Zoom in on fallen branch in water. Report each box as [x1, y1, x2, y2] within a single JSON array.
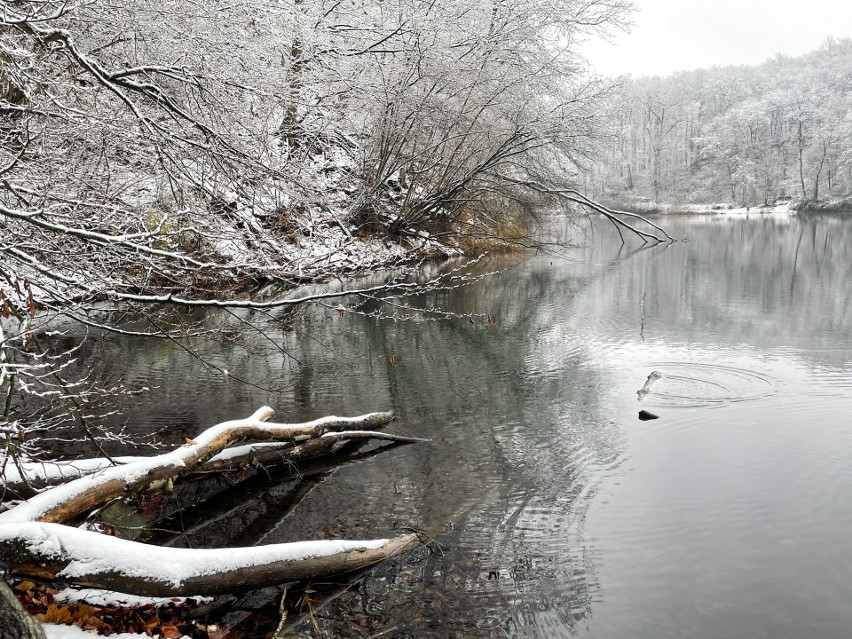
[[637, 371, 663, 400], [0, 522, 420, 597], [1, 407, 395, 524], [0, 407, 426, 636], [3, 431, 428, 497]]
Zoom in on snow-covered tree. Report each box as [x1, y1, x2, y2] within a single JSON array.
[[600, 38, 852, 208], [2, 0, 644, 463]]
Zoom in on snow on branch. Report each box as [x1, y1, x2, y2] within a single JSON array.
[[0, 406, 425, 601]]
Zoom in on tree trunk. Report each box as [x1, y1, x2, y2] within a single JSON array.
[[0, 580, 46, 639], [0, 406, 425, 626], [797, 120, 807, 199], [0, 407, 394, 524], [0, 523, 419, 597]]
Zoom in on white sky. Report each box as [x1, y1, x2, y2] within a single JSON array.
[[581, 0, 852, 77]]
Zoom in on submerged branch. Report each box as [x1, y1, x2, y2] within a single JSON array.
[[0, 407, 395, 524], [0, 407, 425, 603]]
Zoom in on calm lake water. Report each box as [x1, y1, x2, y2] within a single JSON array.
[[89, 213, 852, 638]]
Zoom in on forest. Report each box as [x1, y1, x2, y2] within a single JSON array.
[[2, 0, 851, 636], [1, 1, 642, 636], [1, 0, 665, 495], [597, 37, 852, 210]]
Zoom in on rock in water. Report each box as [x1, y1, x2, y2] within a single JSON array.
[[638, 410, 660, 421]]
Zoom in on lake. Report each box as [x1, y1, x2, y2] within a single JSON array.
[[85, 212, 852, 638]]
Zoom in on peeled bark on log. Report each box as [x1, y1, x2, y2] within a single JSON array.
[[0, 407, 394, 524], [199, 431, 427, 474], [0, 522, 419, 597]]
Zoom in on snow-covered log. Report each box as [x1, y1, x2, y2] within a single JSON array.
[[3, 432, 427, 497], [0, 407, 424, 604], [0, 522, 419, 597], [0, 407, 395, 524]]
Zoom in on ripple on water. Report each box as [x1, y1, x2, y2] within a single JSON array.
[[640, 361, 777, 409], [809, 365, 852, 394]]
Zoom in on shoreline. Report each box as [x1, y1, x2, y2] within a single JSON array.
[[606, 199, 852, 217]]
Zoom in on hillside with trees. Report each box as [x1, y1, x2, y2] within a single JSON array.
[[2, 3, 658, 634], [1, 0, 657, 458], [598, 37, 852, 211]]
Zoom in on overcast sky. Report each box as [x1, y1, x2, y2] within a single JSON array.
[[581, 0, 852, 77]]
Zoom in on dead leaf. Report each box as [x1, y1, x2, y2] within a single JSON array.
[[38, 604, 74, 624], [143, 614, 161, 635], [14, 580, 36, 591], [185, 438, 198, 445], [160, 622, 183, 639], [72, 604, 98, 624], [387, 355, 395, 365]]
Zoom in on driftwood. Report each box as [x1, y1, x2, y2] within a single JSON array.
[[637, 370, 662, 400], [0, 522, 420, 597], [3, 431, 428, 499], [0, 407, 426, 634], [1, 407, 397, 524]]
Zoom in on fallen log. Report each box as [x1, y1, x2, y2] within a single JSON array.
[[0, 407, 395, 524], [0, 407, 426, 635], [0, 522, 419, 597], [2, 431, 426, 497]]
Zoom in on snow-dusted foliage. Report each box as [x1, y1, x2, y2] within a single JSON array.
[[0, 0, 633, 463], [598, 38, 852, 208]]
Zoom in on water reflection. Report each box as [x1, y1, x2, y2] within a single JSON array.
[[66, 212, 852, 637]]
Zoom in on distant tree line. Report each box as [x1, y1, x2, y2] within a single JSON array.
[[599, 38, 852, 209]]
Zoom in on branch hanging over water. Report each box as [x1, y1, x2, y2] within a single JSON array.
[[497, 177, 676, 244]]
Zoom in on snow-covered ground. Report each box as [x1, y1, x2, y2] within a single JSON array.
[[658, 202, 795, 215], [44, 625, 154, 639]]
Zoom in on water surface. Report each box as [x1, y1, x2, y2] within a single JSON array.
[[85, 213, 852, 638]]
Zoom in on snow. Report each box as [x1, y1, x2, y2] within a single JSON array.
[[0, 521, 388, 591], [53, 588, 211, 608], [3, 457, 145, 487], [44, 624, 157, 639], [655, 202, 795, 215]]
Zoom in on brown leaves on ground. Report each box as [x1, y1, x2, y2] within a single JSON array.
[[14, 579, 338, 638], [16, 580, 201, 637]]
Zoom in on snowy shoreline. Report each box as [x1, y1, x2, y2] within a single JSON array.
[[655, 202, 795, 216], [607, 199, 852, 218]]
